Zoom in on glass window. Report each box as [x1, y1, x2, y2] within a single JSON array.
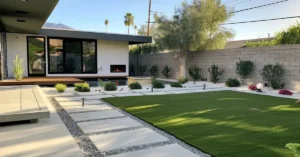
[[49, 39, 64, 73], [82, 41, 96, 73], [64, 40, 82, 73], [27, 37, 45, 76]]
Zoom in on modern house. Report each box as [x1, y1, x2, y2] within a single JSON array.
[[0, 0, 151, 81]]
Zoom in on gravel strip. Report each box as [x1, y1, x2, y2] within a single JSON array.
[[49, 98, 104, 157], [101, 101, 211, 157], [87, 126, 145, 136], [76, 116, 127, 123], [102, 141, 175, 156]]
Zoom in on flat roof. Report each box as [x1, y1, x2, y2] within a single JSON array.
[[0, 0, 58, 34], [39, 28, 152, 45]]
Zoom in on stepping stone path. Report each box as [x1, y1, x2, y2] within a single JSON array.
[[54, 95, 209, 157]]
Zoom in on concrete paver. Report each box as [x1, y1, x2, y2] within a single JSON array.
[[89, 128, 169, 152], [109, 144, 199, 157], [55, 95, 114, 102], [78, 117, 143, 133], [64, 104, 113, 113], [70, 110, 125, 122], [59, 100, 103, 107]]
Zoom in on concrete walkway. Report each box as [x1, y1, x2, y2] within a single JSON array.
[[55, 95, 209, 157], [0, 86, 83, 157]]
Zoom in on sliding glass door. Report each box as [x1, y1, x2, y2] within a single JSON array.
[[48, 38, 97, 74], [27, 36, 46, 76]]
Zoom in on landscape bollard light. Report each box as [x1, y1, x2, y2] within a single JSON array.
[[82, 98, 85, 107], [203, 84, 206, 90], [151, 86, 153, 92], [256, 83, 263, 92]]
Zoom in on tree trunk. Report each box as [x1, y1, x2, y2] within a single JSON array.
[[128, 26, 130, 34], [106, 25, 107, 32], [179, 52, 187, 78]]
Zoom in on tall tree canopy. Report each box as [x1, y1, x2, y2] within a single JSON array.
[[155, 0, 234, 77], [104, 19, 109, 32], [124, 13, 135, 34]]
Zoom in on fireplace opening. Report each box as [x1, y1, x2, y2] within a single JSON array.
[[111, 65, 126, 73]]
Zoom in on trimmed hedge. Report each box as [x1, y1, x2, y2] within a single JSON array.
[[170, 82, 183, 88], [225, 78, 241, 87], [152, 80, 165, 89], [129, 82, 142, 90], [55, 83, 66, 93], [74, 82, 90, 92], [104, 82, 117, 91]]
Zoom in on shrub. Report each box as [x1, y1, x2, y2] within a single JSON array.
[[162, 65, 172, 78], [260, 63, 285, 90], [152, 79, 165, 88], [208, 64, 224, 83], [74, 82, 90, 92], [236, 60, 254, 79], [12, 55, 24, 81], [104, 82, 117, 91], [225, 78, 241, 87], [286, 143, 300, 157], [129, 82, 142, 90], [138, 65, 147, 76], [170, 82, 183, 88], [188, 65, 201, 84], [178, 77, 188, 84], [55, 83, 67, 93], [248, 85, 257, 91], [279, 89, 293, 95], [99, 79, 105, 87], [149, 65, 158, 77]]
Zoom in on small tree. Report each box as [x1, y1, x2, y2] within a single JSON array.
[[12, 55, 24, 81], [208, 64, 224, 83], [138, 65, 147, 76], [260, 63, 285, 89], [162, 65, 172, 78], [149, 65, 158, 77], [188, 65, 201, 84], [236, 60, 254, 84]]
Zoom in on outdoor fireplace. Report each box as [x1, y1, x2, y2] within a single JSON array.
[[110, 65, 126, 73]]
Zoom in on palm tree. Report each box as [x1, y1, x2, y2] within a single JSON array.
[[104, 19, 109, 32], [124, 13, 134, 34], [134, 25, 138, 35]]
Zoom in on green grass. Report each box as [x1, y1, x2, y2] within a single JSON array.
[[103, 91, 300, 157]]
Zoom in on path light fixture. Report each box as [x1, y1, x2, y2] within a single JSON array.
[[256, 83, 264, 92], [82, 98, 86, 107]]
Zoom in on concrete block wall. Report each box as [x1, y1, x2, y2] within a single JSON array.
[[130, 44, 300, 90]]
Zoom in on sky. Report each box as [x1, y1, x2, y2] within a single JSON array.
[[47, 0, 300, 40]]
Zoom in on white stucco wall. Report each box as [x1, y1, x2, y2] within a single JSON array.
[[6, 33, 129, 78]]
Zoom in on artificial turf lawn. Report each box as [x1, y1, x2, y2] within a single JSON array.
[[102, 91, 300, 157]]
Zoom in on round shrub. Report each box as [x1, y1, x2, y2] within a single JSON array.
[[248, 85, 257, 91], [170, 82, 183, 88], [74, 82, 90, 92], [152, 80, 165, 89], [104, 82, 117, 91], [129, 82, 142, 90], [55, 83, 66, 93], [278, 89, 293, 95], [178, 77, 188, 84], [225, 78, 241, 87]]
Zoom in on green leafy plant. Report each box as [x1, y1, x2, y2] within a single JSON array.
[[104, 82, 117, 91], [208, 64, 224, 83], [149, 65, 158, 77], [260, 63, 285, 90], [98, 79, 105, 87], [55, 83, 67, 93], [286, 143, 300, 157], [236, 60, 254, 79], [138, 65, 147, 76], [12, 55, 24, 81], [245, 40, 276, 47], [189, 65, 201, 84], [170, 82, 183, 88], [128, 82, 142, 90], [225, 78, 241, 87], [178, 77, 188, 84], [74, 82, 90, 92], [151, 78, 165, 88], [162, 65, 172, 78]]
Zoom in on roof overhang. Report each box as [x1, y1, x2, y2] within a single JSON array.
[[39, 29, 152, 45], [0, 0, 59, 34]]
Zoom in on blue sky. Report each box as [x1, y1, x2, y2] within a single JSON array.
[[47, 0, 300, 40]]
